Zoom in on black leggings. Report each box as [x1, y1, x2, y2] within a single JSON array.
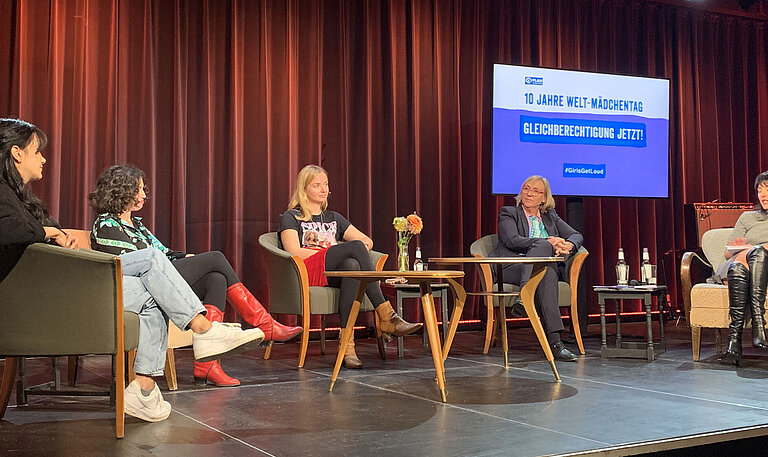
[[325, 240, 386, 326], [172, 251, 240, 312]]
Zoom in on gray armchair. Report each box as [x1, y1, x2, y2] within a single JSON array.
[[258, 232, 388, 367], [0, 243, 139, 438], [470, 234, 589, 355]]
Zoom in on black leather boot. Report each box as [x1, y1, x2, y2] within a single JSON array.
[[748, 246, 768, 348], [727, 262, 750, 366]]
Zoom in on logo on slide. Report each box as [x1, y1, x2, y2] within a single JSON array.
[[524, 76, 543, 86]]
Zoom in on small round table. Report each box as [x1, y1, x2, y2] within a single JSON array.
[[429, 256, 563, 382], [324, 270, 466, 402]]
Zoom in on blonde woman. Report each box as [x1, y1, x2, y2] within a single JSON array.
[[490, 175, 583, 362], [279, 164, 420, 369]]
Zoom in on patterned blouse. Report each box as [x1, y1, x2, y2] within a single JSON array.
[[90, 213, 186, 260]]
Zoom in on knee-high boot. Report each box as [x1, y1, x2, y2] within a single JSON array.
[[193, 305, 240, 387], [226, 283, 303, 342], [727, 263, 750, 366], [748, 246, 768, 348]]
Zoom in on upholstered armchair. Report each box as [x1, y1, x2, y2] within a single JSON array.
[[0, 242, 139, 438], [258, 232, 388, 367], [470, 234, 589, 355], [681, 228, 766, 361]]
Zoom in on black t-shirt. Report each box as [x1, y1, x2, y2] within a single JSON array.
[[278, 209, 351, 250]]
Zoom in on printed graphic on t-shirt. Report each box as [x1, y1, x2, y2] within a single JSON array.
[[301, 221, 338, 249]]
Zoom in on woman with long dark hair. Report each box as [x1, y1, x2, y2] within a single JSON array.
[[0, 118, 264, 421], [719, 171, 768, 366], [89, 164, 301, 387], [279, 164, 420, 369]]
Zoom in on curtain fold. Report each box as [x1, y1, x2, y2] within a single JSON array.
[[2, 0, 767, 326]]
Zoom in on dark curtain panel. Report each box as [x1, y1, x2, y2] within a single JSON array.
[[2, 0, 768, 327]]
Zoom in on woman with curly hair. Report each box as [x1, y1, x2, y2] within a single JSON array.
[[279, 164, 420, 369], [89, 164, 301, 387], [1, 119, 263, 422]]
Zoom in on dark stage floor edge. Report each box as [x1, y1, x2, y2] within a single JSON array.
[[3, 322, 768, 457]]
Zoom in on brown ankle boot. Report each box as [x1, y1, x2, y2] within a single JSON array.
[[375, 301, 421, 338], [342, 337, 363, 369]]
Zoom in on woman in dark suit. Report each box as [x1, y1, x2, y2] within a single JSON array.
[[491, 175, 583, 362]]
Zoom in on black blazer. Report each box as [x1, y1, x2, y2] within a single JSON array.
[[490, 205, 583, 259], [0, 181, 47, 282]]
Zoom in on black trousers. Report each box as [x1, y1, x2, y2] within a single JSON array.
[[497, 242, 565, 335], [325, 240, 386, 326], [172, 251, 240, 312]]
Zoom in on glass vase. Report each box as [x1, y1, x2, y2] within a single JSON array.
[[397, 243, 409, 272]]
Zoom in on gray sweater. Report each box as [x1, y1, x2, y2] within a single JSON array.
[[729, 210, 768, 245]]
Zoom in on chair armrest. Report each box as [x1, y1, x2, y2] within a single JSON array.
[[0, 243, 122, 356], [370, 250, 388, 271], [680, 250, 713, 324], [567, 248, 588, 301]]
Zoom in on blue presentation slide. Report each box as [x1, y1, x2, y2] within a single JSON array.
[[492, 65, 670, 198]]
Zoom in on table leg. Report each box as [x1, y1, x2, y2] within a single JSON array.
[[520, 264, 560, 382], [658, 293, 666, 343], [440, 288, 449, 342], [496, 264, 509, 368], [396, 291, 405, 358], [599, 295, 607, 357], [615, 299, 622, 348], [420, 283, 447, 402], [330, 281, 368, 392], [442, 278, 467, 361], [645, 295, 654, 361]]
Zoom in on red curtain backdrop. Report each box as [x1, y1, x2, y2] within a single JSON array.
[[2, 0, 768, 326]]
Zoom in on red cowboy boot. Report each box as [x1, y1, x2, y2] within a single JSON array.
[[226, 283, 302, 342], [193, 305, 240, 387]]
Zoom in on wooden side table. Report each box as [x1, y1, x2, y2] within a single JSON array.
[[430, 256, 564, 382], [324, 270, 466, 402], [380, 282, 451, 358], [594, 285, 668, 361]]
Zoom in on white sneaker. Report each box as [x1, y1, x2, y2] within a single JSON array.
[[193, 321, 265, 362], [124, 380, 171, 422]]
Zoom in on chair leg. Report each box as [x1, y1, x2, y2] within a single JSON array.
[[164, 349, 178, 391], [483, 300, 494, 355], [374, 313, 387, 360], [263, 341, 274, 360], [691, 326, 702, 362], [127, 350, 136, 384], [320, 315, 326, 356], [67, 356, 79, 386], [715, 328, 723, 353], [16, 358, 27, 406], [1, 357, 19, 418], [298, 313, 310, 368]]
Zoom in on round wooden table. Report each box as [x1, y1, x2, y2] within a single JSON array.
[[324, 270, 466, 402], [429, 256, 563, 382]]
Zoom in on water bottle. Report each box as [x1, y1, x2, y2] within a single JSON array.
[[413, 246, 424, 271], [616, 248, 629, 285], [641, 248, 651, 284]]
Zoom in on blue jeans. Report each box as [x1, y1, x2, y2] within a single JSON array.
[[121, 249, 206, 376]]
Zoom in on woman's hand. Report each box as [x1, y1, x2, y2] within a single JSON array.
[[555, 241, 574, 256], [44, 227, 78, 249], [725, 237, 751, 260]]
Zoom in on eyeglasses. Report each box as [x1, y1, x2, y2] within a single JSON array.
[[521, 186, 545, 196]]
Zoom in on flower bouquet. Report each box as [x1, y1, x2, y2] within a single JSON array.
[[392, 212, 423, 271]]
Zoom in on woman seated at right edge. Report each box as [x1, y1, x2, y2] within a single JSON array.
[[718, 171, 768, 366], [490, 175, 583, 362]]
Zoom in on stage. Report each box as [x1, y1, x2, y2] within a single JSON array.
[[3, 322, 768, 456]]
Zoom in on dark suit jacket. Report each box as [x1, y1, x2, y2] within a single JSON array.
[[490, 205, 583, 260]]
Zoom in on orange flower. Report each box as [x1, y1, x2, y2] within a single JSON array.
[[406, 213, 423, 234]]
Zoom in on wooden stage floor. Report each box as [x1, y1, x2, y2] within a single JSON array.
[[3, 321, 768, 456]]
